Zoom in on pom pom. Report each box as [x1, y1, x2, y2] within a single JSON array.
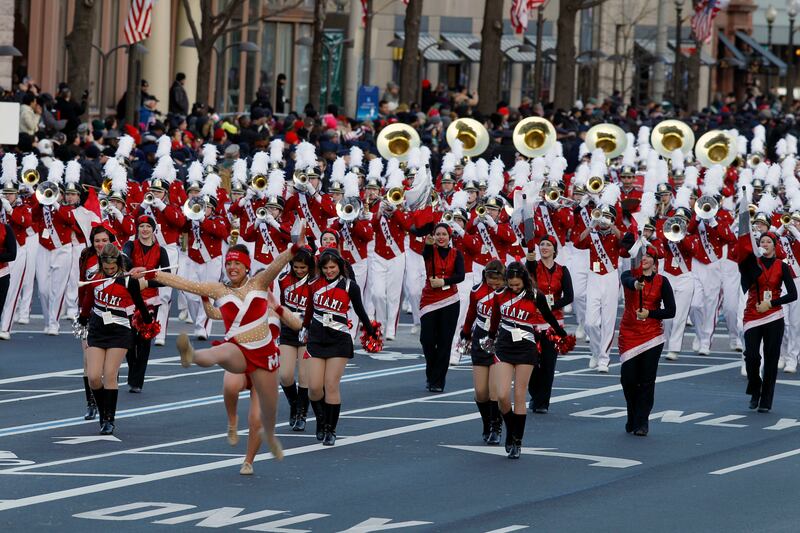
[[132, 310, 161, 340], [545, 328, 576, 355], [360, 321, 383, 353]]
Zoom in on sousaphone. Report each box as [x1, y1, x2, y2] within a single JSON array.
[[512, 117, 556, 158], [376, 123, 420, 162], [651, 119, 695, 159], [695, 129, 737, 168], [446, 118, 489, 158], [586, 123, 628, 160]]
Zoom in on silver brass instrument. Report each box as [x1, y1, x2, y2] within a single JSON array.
[[748, 153, 763, 168], [590, 208, 604, 222], [183, 197, 207, 221], [695, 130, 737, 168], [651, 119, 696, 159], [35, 181, 60, 206], [142, 192, 155, 206], [587, 176, 605, 195], [586, 123, 627, 160], [99, 198, 110, 211], [336, 197, 362, 222], [512, 117, 556, 158], [293, 170, 309, 192], [663, 216, 687, 242], [441, 211, 455, 223], [255, 207, 269, 222], [694, 195, 719, 220]]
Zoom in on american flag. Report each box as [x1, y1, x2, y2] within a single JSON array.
[[511, 0, 546, 35], [690, 0, 726, 44], [124, 0, 153, 45]]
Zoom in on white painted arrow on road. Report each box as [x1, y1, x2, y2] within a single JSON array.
[[441, 445, 641, 468], [54, 436, 121, 445]]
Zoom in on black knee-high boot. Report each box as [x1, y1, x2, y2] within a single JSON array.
[[310, 399, 326, 441], [486, 401, 502, 446], [323, 402, 340, 446], [83, 377, 97, 420], [101, 389, 118, 435], [501, 410, 515, 453], [476, 400, 491, 442], [508, 413, 526, 459], [281, 383, 299, 426], [294, 387, 309, 432], [91, 388, 106, 427]]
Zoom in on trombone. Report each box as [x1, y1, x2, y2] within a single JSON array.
[[543, 186, 561, 204], [587, 176, 605, 195], [385, 187, 405, 207], [22, 168, 40, 187], [250, 174, 268, 193]]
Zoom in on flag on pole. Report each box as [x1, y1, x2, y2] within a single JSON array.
[[690, 0, 725, 44], [124, 0, 153, 45], [511, 0, 546, 35]]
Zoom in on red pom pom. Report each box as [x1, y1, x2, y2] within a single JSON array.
[[132, 310, 161, 340], [545, 329, 576, 355], [360, 320, 383, 353]]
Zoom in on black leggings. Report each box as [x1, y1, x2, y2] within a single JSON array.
[[528, 336, 557, 409], [420, 302, 460, 389], [0, 275, 8, 317], [744, 318, 784, 410], [620, 343, 663, 432], [125, 305, 158, 389]]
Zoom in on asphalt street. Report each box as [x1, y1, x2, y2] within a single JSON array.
[[0, 306, 799, 533]]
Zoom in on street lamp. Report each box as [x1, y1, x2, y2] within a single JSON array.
[[180, 38, 259, 111], [674, 0, 685, 110], [789, 3, 798, 103], [296, 36, 354, 108], [0, 46, 21, 56], [386, 37, 457, 104], [766, 5, 778, 95]]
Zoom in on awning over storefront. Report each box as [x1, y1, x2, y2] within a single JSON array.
[[735, 31, 787, 76], [635, 39, 715, 66], [440, 33, 480, 62], [502, 36, 537, 63], [396, 32, 462, 62], [717, 32, 747, 69], [523, 35, 557, 60]]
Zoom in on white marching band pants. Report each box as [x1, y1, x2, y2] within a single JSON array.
[[585, 269, 619, 367], [348, 259, 368, 340], [368, 254, 405, 338], [64, 241, 81, 317], [689, 260, 722, 353], [403, 249, 425, 327], [719, 258, 743, 348], [183, 256, 222, 338], [36, 243, 73, 333], [16, 235, 38, 322], [177, 248, 189, 314], [155, 243, 180, 344], [0, 241, 28, 333], [567, 246, 589, 332], [450, 270, 474, 362], [781, 276, 800, 368], [662, 270, 694, 353], [363, 240, 376, 320]]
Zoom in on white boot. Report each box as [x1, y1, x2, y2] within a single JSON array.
[[665, 352, 678, 361]]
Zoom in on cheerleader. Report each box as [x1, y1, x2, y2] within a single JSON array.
[[526, 236, 574, 413], [485, 262, 567, 459], [121, 215, 170, 393], [277, 248, 315, 431], [78, 244, 153, 435], [419, 223, 465, 392], [300, 248, 375, 446], [460, 259, 505, 445], [618, 244, 676, 436], [132, 240, 307, 460], [0, 221, 17, 331]]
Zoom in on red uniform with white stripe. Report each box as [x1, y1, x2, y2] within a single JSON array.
[[466, 219, 516, 266], [241, 219, 292, 265], [185, 215, 230, 263], [31, 201, 74, 250], [573, 229, 628, 275], [533, 204, 573, 248], [419, 245, 460, 316], [329, 219, 373, 264], [618, 268, 666, 362], [688, 218, 736, 264], [372, 209, 412, 260], [742, 258, 786, 330], [284, 192, 337, 240], [2, 202, 31, 246], [139, 202, 186, 246]]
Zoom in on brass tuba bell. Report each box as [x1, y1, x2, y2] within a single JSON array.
[[446, 118, 489, 158], [695, 130, 737, 168], [101, 177, 113, 195], [512, 117, 555, 158], [650, 119, 696, 159], [663, 216, 687, 242], [376, 123, 421, 162], [586, 123, 628, 160]]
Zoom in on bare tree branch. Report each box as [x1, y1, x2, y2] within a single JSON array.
[[221, 0, 305, 37], [181, 0, 202, 46], [580, 0, 610, 10], [211, 0, 248, 42]]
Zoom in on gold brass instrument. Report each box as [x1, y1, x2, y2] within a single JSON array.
[[35, 181, 59, 206], [590, 208, 604, 221], [100, 177, 113, 195], [587, 175, 605, 195], [475, 205, 487, 218], [695, 130, 737, 168], [544, 186, 561, 203], [251, 174, 268, 192], [748, 204, 757, 217], [781, 213, 792, 226], [792, 211, 800, 223], [22, 168, 40, 187], [229, 229, 240, 246], [651, 119, 696, 159], [663, 216, 687, 242], [512, 117, 556, 158], [385, 187, 405, 207], [585, 123, 627, 160], [336, 197, 362, 222], [446, 118, 489, 158], [376, 123, 421, 162], [293, 170, 309, 192], [747, 153, 763, 168], [694, 195, 720, 220], [430, 190, 440, 209], [183, 197, 207, 221]]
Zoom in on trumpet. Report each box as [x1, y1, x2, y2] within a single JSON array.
[[142, 192, 155, 206], [587, 176, 605, 194], [664, 216, 687, 242], [386, 187, 405, 207], [781, 213, 793, 226], [229, 229, 240, 246], [441, 211, 455, 223], [99, 198, 109, 211], [544, 187, 561, 203], [590, 208, 604, 221], [251, 174, 268, 192], [475, 205, 487, 218], [22, 168, 40, 187], [747, 153, 763, 168], [293, 170, 309, 192], [255, 206, 269, 221], [336, 197, 362, 222], [694, 195, 719, 220], [35, 181, 60, 206], [183, 197, 207, 221]]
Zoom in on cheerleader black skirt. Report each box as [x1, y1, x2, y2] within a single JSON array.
[[470, 327, 494, 367], [87, 314, 133, 350], [495, 331, 539, 366], [307, 321, 354, 359], [279, 323, 305, 348]]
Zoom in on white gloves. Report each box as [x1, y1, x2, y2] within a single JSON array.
[[108, 206, 124, 222], [451, 224, 465, 237], [1, 197, 11, 214], [264, 213, 280, 229], [152, 198, 167, 211], [483, 216, 497, 229]]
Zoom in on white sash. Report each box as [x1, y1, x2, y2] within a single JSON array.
[[589, 231, 615, 273], [43, 206, 62, 248], [143, 204, 167, 246], [539, 205, 562, 248], [298, 194, 321, 239], [579, 207, 591, 227], [698, 222, 718, 262], [257, 221, 278, 257], [781, 236, 798, 271], [510, 221, 524, 249], [191, 221, 212, 262], [341, 223, 363, 262], [668, 241, 689, 274], [242, 199, 256, 231], [379, 214, 401, 256], [477, 222, 499, 258]]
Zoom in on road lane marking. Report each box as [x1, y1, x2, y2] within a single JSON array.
[[710, 447, 800, 475], [443, 445, 642, 468]]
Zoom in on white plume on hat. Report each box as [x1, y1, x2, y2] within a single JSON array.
[[574, 163, 590, 188], [674, 186, 693, 210], [156, 135, 172, 159], [21, 154, 37, 174], [367, 158, 384, 181], [487, 157, 505, 197], [385, 164, 404, 191], [152, 156, 176, 183], [670, 149, 685, 172], [549, 157, 566, 183], [231, 159, 248, 188], [250, 152, 270, 177], [637, 126, 651, 149], [1, 153, 17, 186], [47, 160, 65, 185], [683, 166, 700, 190], [449, 138, 464, 161], [115, 135, 134, 159], [621, 141, 637, 168], [738, 167, 754, 204], [736, 136, 748, 156], [599, 182, 621, 208], [202, 144, 218, 168], [646, 150, 660, 172], [295, 141, 317, 171], [776, 139, 788, 160], [201, 173, 221, 199], [508, 159, 530, 187], [441, 152, 457, 175], [766, 163, 782, 190], [757, 192, 782, 216], [343, 172, 360, 198], [643, 158, 667, 193], [578, 142, 589, 159], [753, 162, 769, 182], [384, 157, 400, 179], [267, 168, 285, 198], [331, 157, 347, 183], [701, 165, 725, 196], [103, 157, 120, 178], [753, 124, 766, 144], [111, 164, 128, 196], [787, 134, 798, 156], [449, 190, 469, 211], [751, 137, 765, 156], [634, 191, 657, 228], [419, 146, 431, 168], [64, 160, 81, 187], [187, 161, 204, 185], [544, 141, 563, 168], [349, 145, 364, 170], [530, 157, 547, 181], [406, 147, 421, 170], [461, 160, 477, 184], [475, 158, 489, 183], [269, 139, 284, 164]]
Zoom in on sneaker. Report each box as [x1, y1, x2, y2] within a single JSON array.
[[16, 317, 29, 325], [785, 363, 797, 374], [575, 325, 586, 341], [734, 343, 743, 352], [665, 352, 678, 361], [597, 363, 609, 374], [385, 334, 395, 341], [588, 355, 598, 369], [239, 462, 253, 475], [154, 338, 165, 346], [778, 358, 786, 370], [0, 331, 9, 340], [45, 328, 58, 336], [692, 337, 700, 352], [697, 348, 710, 356], [410, 325, 420, 334]]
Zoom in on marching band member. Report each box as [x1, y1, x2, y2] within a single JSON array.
[[485, 262, 568, 459], [419, 223, 465, 392], [567, 165, 591, 341], [241, 168, 292, 274], [0, 154, 32, 340], [618, 244, 676, 436], [301, 248, 376, 446], [183, 173, 231, 339], [225, 158, 250, 257], [62, 161, 84, 319], [78, 244, 153, 435], [526, 235, 573, 413], [461, 260, 505, 445], [574, 183, 632, 372], [778, 175, 800, 374], [362, 158, 385, 321], [534, 165, 574, 266], [115, 135, 143, 210], [228, 151, 269, 255], [736, 200, 797, 413], [437, 150, 459, 204], [284, 141, 337, 245], [121, 215, 170, 393], [102, 169, 136, 242], [403, 150, 430, 336], [13, 155, 40, 326], [139, 154, 187, 346], [467, 192, 516, 285], [688, 165, 735, 356], [33, 161, 75, 336]]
